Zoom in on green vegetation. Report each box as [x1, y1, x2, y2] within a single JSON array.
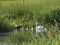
[[0, 0, 60, 45]]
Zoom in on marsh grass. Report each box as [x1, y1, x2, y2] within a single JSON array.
[[6, 26, 60, 45], [0, 0, 60, 45]]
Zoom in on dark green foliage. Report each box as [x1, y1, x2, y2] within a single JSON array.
[[38, 8, 60, 27], [51, 8, 60, 22], [0, 20, 14, 33]]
